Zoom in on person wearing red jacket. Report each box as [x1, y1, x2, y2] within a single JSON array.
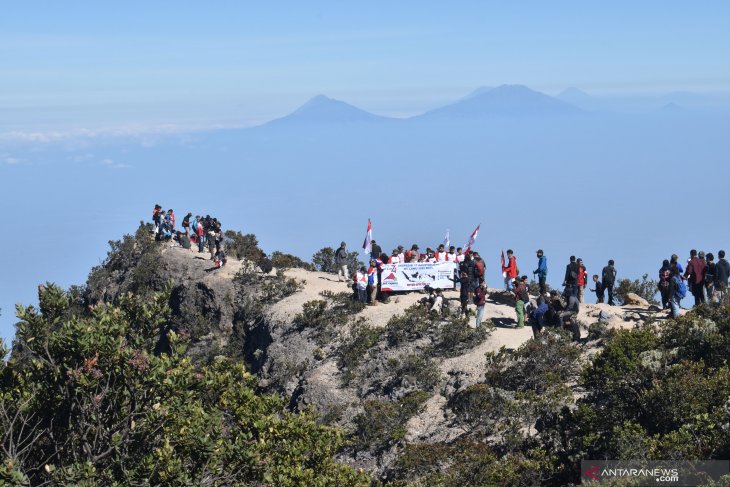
[[576, 258, 588, 303], [502, 249, 518, 291], [684, 249, 708, 307]]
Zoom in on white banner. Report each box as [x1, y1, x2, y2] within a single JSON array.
[[380, 261, 457, 292]]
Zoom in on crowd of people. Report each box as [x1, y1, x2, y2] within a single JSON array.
[[336, 240, 730, 342], [152, 204, 228, 268]]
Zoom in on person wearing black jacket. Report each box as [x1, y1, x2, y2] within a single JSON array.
[[563, 256, 579, 297], [370, 240, 382, 261], [658, 259, 672, 309], [602, 260, 617, 305], [716, 250, 730, 301], [335, 242, 349, 282]]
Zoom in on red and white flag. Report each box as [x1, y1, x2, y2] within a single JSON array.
[[464, 224, 480, 254], [362, 219, 373, 255]]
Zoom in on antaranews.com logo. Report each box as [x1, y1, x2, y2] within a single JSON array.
[[581, 460, 729, 486]]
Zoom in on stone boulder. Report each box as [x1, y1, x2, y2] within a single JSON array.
[[624, 293, 650, 306]]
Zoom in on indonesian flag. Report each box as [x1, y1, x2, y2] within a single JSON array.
[[501, 249, 507, 277], [444, 229, 450, 248], [362, 219, 373, 255], [464, 224, 480, 254]]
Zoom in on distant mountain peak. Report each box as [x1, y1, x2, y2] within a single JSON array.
[[262, 94, 389, 126], [418, 84, 581, 119]]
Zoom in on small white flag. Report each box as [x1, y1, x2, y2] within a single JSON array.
[[444, 229, 450, 248]]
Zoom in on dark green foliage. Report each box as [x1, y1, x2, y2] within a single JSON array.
[[430, 317, 491, 358], [614, 273, 660, 305], [385, 305, 434, 348], [85, 223, 167, 302], [270, 250, 315, 270], [233, 267, 302, 304], [312, 246, 363, 274], [485, 332, 582, 394], [386, 354, 440, 393], [353, 391, 429, 452], [1, 284, 370, 486], [336, 321, 383, 384], [293, 292, 364, 346], [224, 230, 265, 263]]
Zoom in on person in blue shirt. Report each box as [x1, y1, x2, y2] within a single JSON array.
[[533, 249, 548, 294]]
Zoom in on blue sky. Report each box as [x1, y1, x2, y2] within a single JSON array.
[[2, 1, 730, 132], [2, 2, 730, 343]]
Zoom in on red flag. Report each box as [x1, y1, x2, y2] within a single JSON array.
[[501, 249, 505, 270], [463, 224, 480, 254], [362, 219, 372, 255]]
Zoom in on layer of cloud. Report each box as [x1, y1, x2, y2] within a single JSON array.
[[100, 158, 130, 169]]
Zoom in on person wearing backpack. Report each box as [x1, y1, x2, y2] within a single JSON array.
[[474, 281, 488, 328], [533, 249, 548, 294], [684, 250, 707, 306], [668, 266, 685, 318], [602, 260, 617, 306], [474, 253, 486, 285], [658, 259, 672, 309], [335, 242, 349, 282], [716, 250, 730, 301], [563, 256, 579, 298]]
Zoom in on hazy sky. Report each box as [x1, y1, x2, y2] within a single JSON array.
[[2, 1, 730, 132]]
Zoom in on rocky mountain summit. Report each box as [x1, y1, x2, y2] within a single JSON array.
[[82, 229, 700, 483]]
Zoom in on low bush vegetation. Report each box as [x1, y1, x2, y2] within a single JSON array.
[[614, 273, 660, 305]]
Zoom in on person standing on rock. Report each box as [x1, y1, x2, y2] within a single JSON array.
[[533, 249, 548, 294], [668, 266, 683, 318], [354, 266, 368, 303], [705, 253, 717, 302], [370, 240, 382, 261], [590, 274, 604, 303], [502, 250, 518, 291], [367, 259, 378, 305], [563, 256, 579, 298], [658, 259, 672, 309], [474, 280, 488, 328], [459, 271, 472, 317], [684, 249, 707, 306], [335, 242, 349, 282], [602, 260, 617, 305], [716, 250, 730, 301], [576, 258, 588, 303], [182, 212, 192, 236], [513, 276, 529, 329]]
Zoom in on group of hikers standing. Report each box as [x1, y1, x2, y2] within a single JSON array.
[[335, 240, 730, 342], [152, 204, 228, 268]]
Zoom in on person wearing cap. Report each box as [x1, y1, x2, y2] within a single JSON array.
[[513, 275, 529, 328], [684, 250, 707, 306], [406, 244, 420, 262], [533, 250, 548, 294], [335, 241, 349, 282]]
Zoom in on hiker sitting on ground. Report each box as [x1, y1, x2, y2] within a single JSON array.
[[562, 315, 581, 342], [430, 289, 444, 315], [529, 296, 549, 338]]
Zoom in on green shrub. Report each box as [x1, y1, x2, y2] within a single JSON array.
[[614, 273, 660, 306], [312, 247, 363, 274], [353, 391, 429, 452], [430, 317, 492, 358], [224, 230, 265, 263], [336, 321, 383, 384], [270, 251, 314, 271], [385, 305, 433, 348], [2, 284, 370, 486]]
